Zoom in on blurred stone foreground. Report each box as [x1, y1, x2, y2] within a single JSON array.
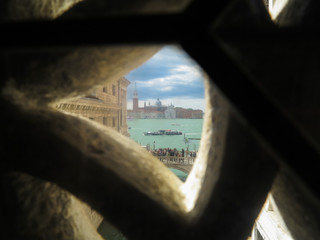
[[0, 0, 176, 239], [2, 1, 320, 240]]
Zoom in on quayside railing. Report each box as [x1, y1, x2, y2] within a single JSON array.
[[155, 156, 195, 165]]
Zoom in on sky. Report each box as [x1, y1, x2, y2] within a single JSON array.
[[125, 45, 206, 111]]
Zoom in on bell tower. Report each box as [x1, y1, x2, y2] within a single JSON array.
[[133, 82, 139, 112]]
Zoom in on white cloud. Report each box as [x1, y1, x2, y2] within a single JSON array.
[[160, 86, 173, 92], [126, 45, 206, 108], [136, 64, 204, 89]]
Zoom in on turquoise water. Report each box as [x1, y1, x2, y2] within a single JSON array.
[[98, 121, 195, 240], [128, 119, 203, 151], [169, 168, 188, 182]]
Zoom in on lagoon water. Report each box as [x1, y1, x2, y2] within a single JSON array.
[[99, 121, 194, 240], [169, 168, 188, 182], [127, 118, 203, 151]]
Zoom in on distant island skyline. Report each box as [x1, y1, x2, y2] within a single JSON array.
[[126, 45, 206, 111], [126, 82, 204, 112], [127, 82, 203, 119]]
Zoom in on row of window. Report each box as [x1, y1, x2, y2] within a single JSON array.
[[103, 85, 117, 96], [89, 117, 117, 128], [103, 116, 117, 127]]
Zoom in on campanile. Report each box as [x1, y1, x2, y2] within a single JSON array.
[[133, 82, 139, 112]]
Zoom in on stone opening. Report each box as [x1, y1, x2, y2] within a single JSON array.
[[263, 0, 289, 20], [2, 0, 320, 240], [50, 43, 213, 219]]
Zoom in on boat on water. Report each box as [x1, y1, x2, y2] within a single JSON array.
[[144, 129, 182, 136], [184, 134, 201, 143]]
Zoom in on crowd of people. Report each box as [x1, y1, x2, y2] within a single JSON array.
[[149, 148, 197, 163]]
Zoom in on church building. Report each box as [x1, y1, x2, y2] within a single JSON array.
[[128, 82, 175, 119], [127, 82, 202, 119]]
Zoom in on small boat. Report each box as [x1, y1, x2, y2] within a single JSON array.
[[143, 129, 182, 136], [171, 123, 180, 126], [184, 134, 201, 143], [164, 129, 182, 135], [144, 131, 162, 136]]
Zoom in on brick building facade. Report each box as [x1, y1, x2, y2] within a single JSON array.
[[56, 77, 130, 136], [175, 107, 203, 119]]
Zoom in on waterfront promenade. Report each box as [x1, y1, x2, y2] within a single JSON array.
[[150, 147, 196, 164], [156, 155, 195, 165], [157, 155, 194, 174], [153, 150, 195, 174]]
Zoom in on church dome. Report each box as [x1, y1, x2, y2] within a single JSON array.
[[155, 98, 162, 106]]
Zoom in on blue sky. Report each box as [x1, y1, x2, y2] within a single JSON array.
[[126, 45, 206, 111]]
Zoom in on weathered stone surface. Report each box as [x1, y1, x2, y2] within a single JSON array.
[[274, 0, 311, 26], [1, 172, 104, 240], [1, 0, 320, 240], [59, 0, 192, 18], [0, 0, 192, 20], [271, 169, 320, 240], [211, 0, 320, 239], [0, 73, 278, 240], [0, 0, 82, 20], [3, 46, 160, 106]]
